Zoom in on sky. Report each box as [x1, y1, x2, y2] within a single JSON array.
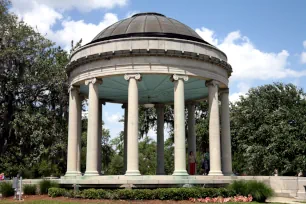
[[9, 0, 306, 140]]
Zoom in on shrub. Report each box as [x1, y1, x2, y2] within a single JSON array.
[[0, 182, 14, 197], [47, 187, 235, 200], [23, 184, 37, 195], [39, 180, 59, 194], [228, 180, 273, 202], [245, 180, 273, 202], [48, 187, 66, 198], [82, 189, 100, 199]]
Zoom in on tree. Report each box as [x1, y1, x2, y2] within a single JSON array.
[[0, 0, 69, 177], [231, 83, 306, 176], [80, 118, 113, 173]]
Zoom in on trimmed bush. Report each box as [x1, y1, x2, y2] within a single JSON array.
[[23, 184, 37, 195], [0, 181, 14, 197], [48, 187, 66, 198], [228, 180, 274, 202], [39, 180, 59, 194], [47, 187, 234, 200]]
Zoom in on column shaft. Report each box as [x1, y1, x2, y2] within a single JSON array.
[[125, 74, 141, 176], [172, 75, 188, 176], [76, 96, 82, 174], [220, 89, 232, 175], [206, 80, 223, 176], [98, 100, 103, 175], [123, 104, 128, 173], [187, 104, 196, 174], [156, 104, 165, 175], [85, 78, 101, 176], [66, 86, 81, 176]]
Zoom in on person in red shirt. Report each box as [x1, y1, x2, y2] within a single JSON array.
[[0, 173, 4, 180]]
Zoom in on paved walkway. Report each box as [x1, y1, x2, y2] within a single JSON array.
[[267, 197, 306, 204]]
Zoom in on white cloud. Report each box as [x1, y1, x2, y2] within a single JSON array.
[[196, 28, 306, 80], [301, 52, 306, 64], [10, 0, 119, 51], [11, 0, 127, 13], [51, 13, 118, 50], [105, 112, 122, 123], [303, 40, 306, 49], [125, 10, 140, 18], [195, 27, 218, 46], [11, 1, 62, 35], [229, 82, 250, 103]]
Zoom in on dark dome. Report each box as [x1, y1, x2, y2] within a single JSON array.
[[90, 12, 209, 45]]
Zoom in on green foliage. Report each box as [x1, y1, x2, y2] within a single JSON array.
[[228, 180, 273, 202], [0, 181, 14, 197], [0, 0, 69, 178], [80, 119, 113, 173], [48, 188, 66, 198], [47, 187, 233, 200], [23, 184, 37, 195], [39, 180, 59, 194], [231, 83, 306, 176]]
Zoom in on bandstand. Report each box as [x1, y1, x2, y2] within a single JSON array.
[[62, 12, 233, 186]]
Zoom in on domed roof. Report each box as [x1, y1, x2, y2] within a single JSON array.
[[90, 12, 209, 45]]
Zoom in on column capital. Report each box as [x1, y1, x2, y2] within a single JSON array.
[[186, 101, 198, 107], [170, 74, 189, 82], [205, 79, 220, 87], [85, 78, 103, 85], [122, 103, 128, 109], [219, 88, 229, 95], [68, 85, 80, 93], [99, 99, 106, 105], [155, 104, 165, 109], [124, 73, 142, 81]]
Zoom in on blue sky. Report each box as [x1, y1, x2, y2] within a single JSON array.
[[10, 0, 306, 139]]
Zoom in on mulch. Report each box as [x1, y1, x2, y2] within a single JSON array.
[[0, 195, 194, 203]]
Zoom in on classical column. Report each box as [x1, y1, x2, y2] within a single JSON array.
[[156, 104, 165, 175], [98, 100, 104, 175], [66, 85, 82, 176], [187, 103, 196, 174], [124, 74, 141, 176], [172, 74, 188, 176], [220, 88, 232, 175], [205, 80, 223, 176], [76, 95, 84, 174], [122, 103, 128, 173], [85, 78, 102, 176]]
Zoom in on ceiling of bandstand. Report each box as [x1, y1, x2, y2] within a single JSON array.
[[79, 74, 208, 104]]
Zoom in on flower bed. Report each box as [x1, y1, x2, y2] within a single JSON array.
[[189, 195, 253, 203]]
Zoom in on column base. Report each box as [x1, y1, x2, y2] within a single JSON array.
[[65, 171, 82, 177], [84, 171, 100, 176], [223, 171, 233, 176], [125, 170, 141, 176], [156, 172, 165, 175], [172, 170, 188, 176], [208, 170, 224, 176]]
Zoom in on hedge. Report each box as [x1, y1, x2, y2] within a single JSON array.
[[23, 184, 37, 195], [48, 187, 235, 200], [0, 182, 14, 197], [39, 180, 59, 194]]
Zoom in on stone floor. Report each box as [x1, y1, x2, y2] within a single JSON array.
[[267, 197, 306, 204]]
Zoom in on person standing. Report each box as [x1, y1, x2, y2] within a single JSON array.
[[188, 151, 196, 175], [204, 148, 210, 175]]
